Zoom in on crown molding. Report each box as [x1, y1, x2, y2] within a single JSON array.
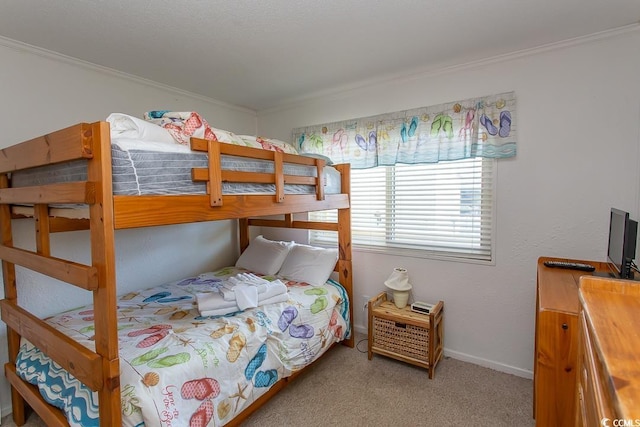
[[0, 35, 256, 115], [1, 21, 637, 117], [261, 23, 640, 115]]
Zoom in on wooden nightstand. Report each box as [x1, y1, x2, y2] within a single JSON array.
[[367, 292, 444, 378]]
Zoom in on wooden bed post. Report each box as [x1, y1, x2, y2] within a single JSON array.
[[34, 205, 51, 257], [87, 122, 122, 425], [335, 164, 354, 348], [0, 174, 28, 425], [239, 218, 250, 252]]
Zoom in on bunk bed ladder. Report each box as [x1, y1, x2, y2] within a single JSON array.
[[0, 121, 122, 426], [0, 173, 26, 424]]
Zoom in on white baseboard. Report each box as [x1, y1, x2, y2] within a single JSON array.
[[353, 324, 367, 335], [352, 324, 533, 379], [443, 348, 533, 379]]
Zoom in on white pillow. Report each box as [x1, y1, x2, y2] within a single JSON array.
[[277, 244, 338, 286], [235, 235, 293, 275], [106, 113, 176, 144]]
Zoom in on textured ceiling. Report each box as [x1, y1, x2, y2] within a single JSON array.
[[1, 0, 640, 111]]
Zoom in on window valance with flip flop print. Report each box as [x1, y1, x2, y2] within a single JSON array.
[[292, 91, 516, 169]]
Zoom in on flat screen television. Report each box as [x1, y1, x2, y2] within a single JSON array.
[[606, 208, 638, 279]]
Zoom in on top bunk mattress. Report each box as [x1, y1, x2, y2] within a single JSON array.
[[11, 138, 342, 196]]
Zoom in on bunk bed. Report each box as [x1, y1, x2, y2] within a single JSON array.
[[0, 120, 353, 426]]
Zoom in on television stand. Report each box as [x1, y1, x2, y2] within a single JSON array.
[[534, 256, 609, 426]]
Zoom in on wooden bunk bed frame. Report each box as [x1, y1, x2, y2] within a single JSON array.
[[0, 121, 353, 426]]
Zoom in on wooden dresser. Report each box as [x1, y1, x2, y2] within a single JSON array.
[[576, 276, 640, 425], [534, 257, 608, 427]]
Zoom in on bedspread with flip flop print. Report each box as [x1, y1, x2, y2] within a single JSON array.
[[14, 266, 350, 427]]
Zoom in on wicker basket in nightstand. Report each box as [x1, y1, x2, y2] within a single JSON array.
[[367, 292, 444, 378]]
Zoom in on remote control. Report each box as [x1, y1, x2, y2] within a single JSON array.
[[543, 261, 596, 272]]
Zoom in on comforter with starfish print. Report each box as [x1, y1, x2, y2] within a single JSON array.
[[15, 266, 350, 427]]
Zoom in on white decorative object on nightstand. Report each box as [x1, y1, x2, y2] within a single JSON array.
[[383, 267, 412, 308]]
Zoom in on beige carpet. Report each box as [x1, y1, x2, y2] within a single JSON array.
[[2, 335, 534, 427]]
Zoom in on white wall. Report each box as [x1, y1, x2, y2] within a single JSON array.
[[0, 39, 258, 415], [257, 27, 640, 377], [0, 26, 639, 417]]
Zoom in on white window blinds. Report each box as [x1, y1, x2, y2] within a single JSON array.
[[311, 157, 496, 262]]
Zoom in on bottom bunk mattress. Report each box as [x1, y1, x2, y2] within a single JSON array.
[[15, 266, 351, 427]]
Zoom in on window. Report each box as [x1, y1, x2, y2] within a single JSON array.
[[310, 157, 496, 262]]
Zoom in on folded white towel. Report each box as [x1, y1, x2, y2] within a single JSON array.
[[221, 273, 274, 301], [262, 280, 288, 299], [196, 291, 237, 311], [199, 292, 290, 317], [234, 285, 259, 310], [221, 278, 287, 301], [222, 282, 267, 301], [234, 273, 270, 287], [196, 278, 289, 315]]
